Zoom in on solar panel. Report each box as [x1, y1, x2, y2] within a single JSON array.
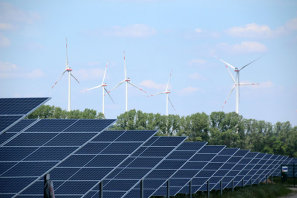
[[210, 149, 249, 191], [89, 136, 186, 198], [0, 97, 49, 133], [130, 142, 207, 198], [191, 148, 238, 193], [18, 130, 156, 197], [229, 152, 265, 188], [0, 119, 115, 197], [153, 145, 225, 196]]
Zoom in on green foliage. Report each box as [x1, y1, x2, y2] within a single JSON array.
[[167, 183, 292, 198], [113, 110, 297, 157], [28, 105, 297, 157], [27, 105, 105, 119]]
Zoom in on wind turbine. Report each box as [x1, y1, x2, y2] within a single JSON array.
[[85, 63, 114, 115], [111, 52, 147, 112], [151, 72, 176, 116], [219, 58, 260, 114], [52, 38, 79, 111]]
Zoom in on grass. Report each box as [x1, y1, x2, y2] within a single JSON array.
[[152, 183, 293, 198]]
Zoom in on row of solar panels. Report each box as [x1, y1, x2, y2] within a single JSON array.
[[1, 118, 296, 198], [0, 97, 296, 198]]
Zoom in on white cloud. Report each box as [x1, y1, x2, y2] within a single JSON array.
[[217, 41, 267, 54], [179, 86, 199, 95], [104, 24, 156, 38], [0, 61, 44, 79], [140, 80, 166, 90], [283, 18, 297, 32], [226, 23, 274, 38], [189, 72, 204, 80], [76, 68, 105, 81], [195, 28, 202, 33], [0, 2, 40, 25], [189, 59, 206, 66], [226, 18, 297, 38], [0, 61, 16, 71], [0, 33, 10, 47], [0, 23, 13, 30]]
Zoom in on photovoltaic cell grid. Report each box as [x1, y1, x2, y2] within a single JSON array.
[[0, 97, 49, 133], [0, 119, 115, 197], [221, 152, 258, 189], [19, 130, 157, 197], [126, 141, 207, 198], [256, 154, 280, 183], [152, 145, 225, 196], [211, 149, 249, 191], [190, 148, 238, 192], [85, 136, 186, 198]]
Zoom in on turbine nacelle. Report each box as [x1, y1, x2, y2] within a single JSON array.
[[66, 68, 72, 72]]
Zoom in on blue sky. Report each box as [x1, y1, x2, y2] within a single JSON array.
[[0, 0, 297, 125]]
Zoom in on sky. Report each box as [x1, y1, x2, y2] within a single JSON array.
[[0, 0, 297, 125]]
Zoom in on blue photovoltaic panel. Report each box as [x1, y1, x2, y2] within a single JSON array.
[[19, 130, 156, 197], [0, 98, 49, 133], [64, 119, 115, 132], [5, 119, 36, 132], [137, 142, 207, 198], [211, 149, 249, 191], [256, 155, 278, 183], [0, 116, 22, 133], [192, 148, 238, 193], [0, 98, 49, 115], [25, 119, 77, 132], [227, 152, 264, 188], [247, 154, 273, 185], [1, 119, 115, 197], [153, 145, 225, 197], [93, 136, 186, 198]]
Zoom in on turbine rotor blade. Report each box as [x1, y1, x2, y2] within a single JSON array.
[[219, 58, 236, 70], [70, 73, 80, 84], [168, 97, 176, 111], [240, 57, 261, 71], [128, 82, 147, 93], [52, 70, 66, 88], [166, 71, 172, 91], [239, 82, 258, 86], [102, 63, 108, 84], [123, 51, 127, 79], [110, 80, 125, 92], [104, 88, 115, 103], [222, 85, 235, 110], [150, 91, 166, 97], [86, 85, 102, 91], [226, 66, 236, 83]]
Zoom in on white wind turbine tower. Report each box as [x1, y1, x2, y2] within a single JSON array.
[[151, 72, 176, 116], [85, 63, 114, 115], [52, 39, 79, 111], [219, 58, 260, 114], [111, 52, 147, 112]]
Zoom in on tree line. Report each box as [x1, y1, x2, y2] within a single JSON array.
[[28, 105, 297, 157]]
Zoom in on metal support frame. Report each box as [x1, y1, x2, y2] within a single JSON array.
[[232, 179, 234, 192], [220, 181, 222, 197], [207, 180, 210, 198], [166, 180, 170, 198], [99, 181, 103, 198], [140, 180, 143, 198], [188, 180, 192, 198], [241, 179, 244, 187], [266, 175, 268, 184]]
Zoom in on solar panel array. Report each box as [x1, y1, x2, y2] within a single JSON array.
[[0, 97, 49, 134], [0, 97, 296, 198]]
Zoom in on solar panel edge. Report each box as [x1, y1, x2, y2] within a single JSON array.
[[13, 119, 116, 198], [0, 119, 40, 147], [175, 145, 226, 195], [79, 130, 158, 197], [120, 136, 187, 198], [148, 141, 208, 198], [209, 149, 250, 191], [0, 97, 50, 134], [194, 147, 237, 192]]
